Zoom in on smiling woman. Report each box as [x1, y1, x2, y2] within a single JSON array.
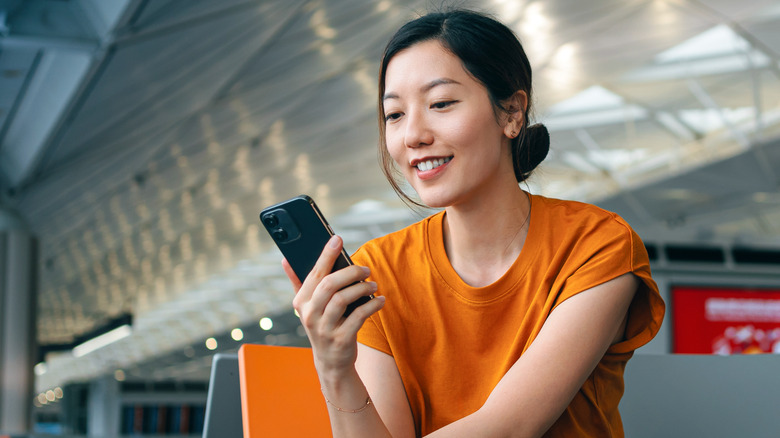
[[284, 9, 665, 438]]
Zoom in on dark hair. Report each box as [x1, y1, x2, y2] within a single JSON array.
[[377, 9, 549, 206]]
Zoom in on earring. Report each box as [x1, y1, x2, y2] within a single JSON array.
[[510, 130, 517, 138]]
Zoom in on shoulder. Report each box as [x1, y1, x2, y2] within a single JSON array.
[[534, 194, 628, 229], [530, 194, 648, 274]]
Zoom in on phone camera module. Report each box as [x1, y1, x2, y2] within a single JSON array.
[[263, 214, 279, 228], [272, 229, 288, 241]]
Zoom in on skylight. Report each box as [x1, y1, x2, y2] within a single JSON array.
[[623, 25, 771, 82], [656, 24, 749, 63], [542, 86, 648, 131], [547, 86, 624, 114]]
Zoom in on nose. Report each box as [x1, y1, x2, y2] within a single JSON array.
[[403, 108, 433, 148]]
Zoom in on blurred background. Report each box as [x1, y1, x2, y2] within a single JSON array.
[[1, 0, 779, 435]]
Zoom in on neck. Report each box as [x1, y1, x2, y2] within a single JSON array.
[[442, 186, 531, 287]]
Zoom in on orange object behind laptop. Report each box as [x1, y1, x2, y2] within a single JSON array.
[[238, 344, 331, 437]]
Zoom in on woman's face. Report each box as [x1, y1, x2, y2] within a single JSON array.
[[382, 40, 515, 209]]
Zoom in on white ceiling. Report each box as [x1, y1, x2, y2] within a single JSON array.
[[0, 0, 779, 393]]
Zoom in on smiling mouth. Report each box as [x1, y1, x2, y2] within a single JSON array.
[[415, 156, 452, 171]]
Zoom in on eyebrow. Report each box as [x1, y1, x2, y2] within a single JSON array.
[[383, 78, 461, 101]]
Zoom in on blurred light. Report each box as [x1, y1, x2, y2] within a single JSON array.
[[294, 308, 300, 318], [753, 192, 780, 203], [519, 2, 552, 34], [259, 177, 275, 208], [320, 42, 334, 55], [267, 120, 288, 168], [34, 362, 47, 376], [260, 317, 273, 331], [294, 153, 313, 195], [310, 9, 337, 40], [45, 390, 55, 402], [206, 337, 218, 350], [72, 323, 132, 357], [114, 370, 126, 381], [231, 328, 244, 341], [37, 393, 47, 405], [494, 0, 524, 23], [229, 203, 245, 232], [54, 387, 63, 399]]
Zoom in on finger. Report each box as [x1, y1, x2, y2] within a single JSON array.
[[300, 235, 343, 291], [308, 265, 371, 317], [281, 258, 303, 292], [294, 235, 343, 305], [320, 279, 378, 324], [337, 294, 386, 336]]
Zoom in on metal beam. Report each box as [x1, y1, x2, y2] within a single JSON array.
[[687, 78, 750, 148], [0, 35, 97, 52]]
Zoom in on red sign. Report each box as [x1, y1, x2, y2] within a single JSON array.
[[673, 286, 780, 354]]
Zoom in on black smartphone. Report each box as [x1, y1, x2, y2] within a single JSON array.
[[260, 195, 373, 317]]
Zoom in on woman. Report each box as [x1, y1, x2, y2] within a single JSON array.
[[284, 9, 665, 437]]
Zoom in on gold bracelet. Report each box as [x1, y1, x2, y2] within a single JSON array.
[[321, 389, 373, 413]]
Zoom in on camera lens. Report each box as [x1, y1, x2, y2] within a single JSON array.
[[272, 229, 288, 241], [263, 214, 278, 228]]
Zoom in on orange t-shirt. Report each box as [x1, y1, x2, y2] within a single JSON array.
[[354, 194, 665, 437]]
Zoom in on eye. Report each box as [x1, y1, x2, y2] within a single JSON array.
[[431, 100, 458, 110], [384, 112, 402, 123]]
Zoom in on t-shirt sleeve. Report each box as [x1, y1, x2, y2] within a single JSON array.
[[352, 245, 393, 356], [610, 226, 665, 355], [553, 215, 665, 356]]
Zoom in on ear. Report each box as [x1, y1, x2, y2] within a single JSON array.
[[503, 90, 528, 139]]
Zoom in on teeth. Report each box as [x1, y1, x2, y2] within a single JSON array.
[[416, 157, 451, 171]]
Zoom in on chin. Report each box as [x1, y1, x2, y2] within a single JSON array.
[[417, 191, 456, 209]]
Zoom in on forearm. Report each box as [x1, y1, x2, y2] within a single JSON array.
[[424, 409, 511, 438], [320, 367, 394, 438]]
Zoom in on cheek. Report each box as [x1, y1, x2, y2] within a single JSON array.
[[385, 130, 405, 166]]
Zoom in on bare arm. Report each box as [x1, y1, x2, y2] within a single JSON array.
[[356, 343, 417, 438], [356, 273, 638, 438], [285, 235, 399, 438]]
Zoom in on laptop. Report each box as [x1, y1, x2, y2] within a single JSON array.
[[202, 353, 243, 438], [238, 344, 331, 437]]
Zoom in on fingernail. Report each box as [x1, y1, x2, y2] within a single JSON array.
[[328, 235, 340, 248], [368, 281, 377, 292], [362, 266, 371, 275]]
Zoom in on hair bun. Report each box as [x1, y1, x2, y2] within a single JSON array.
[[514, 123, 550, 182]]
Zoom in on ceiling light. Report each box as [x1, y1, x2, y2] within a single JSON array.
[[34, 362, 48, 376], [205, 337, 218, 350], [260, 317, 273, 331], [231, 328, 244, 341], [72, 314, 133, 358]]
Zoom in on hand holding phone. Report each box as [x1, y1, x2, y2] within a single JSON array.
[[260, 195, 373, 317]]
